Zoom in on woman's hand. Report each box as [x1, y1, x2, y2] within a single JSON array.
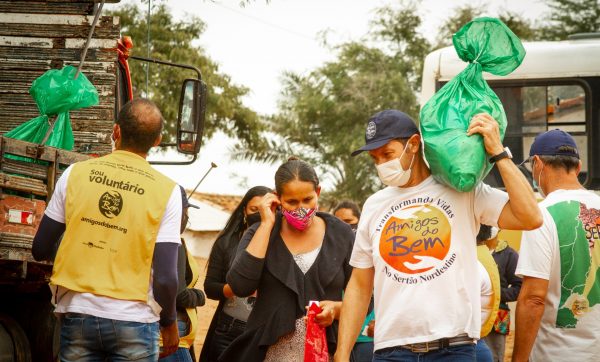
[[258, 193, 280, 226], [315, 300, 341, 328], [223, 283, 234, 299]]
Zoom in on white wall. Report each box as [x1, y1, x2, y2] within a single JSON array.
[[183, 230, 220, 259]]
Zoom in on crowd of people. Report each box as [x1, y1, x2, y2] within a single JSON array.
[[31, 99, 600, 362]]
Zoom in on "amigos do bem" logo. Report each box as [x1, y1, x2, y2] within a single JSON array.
[[379, 203, 451, 275]]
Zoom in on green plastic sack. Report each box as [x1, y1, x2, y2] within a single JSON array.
[[5, 65, 98, 152], [419, 18, 525, 192]]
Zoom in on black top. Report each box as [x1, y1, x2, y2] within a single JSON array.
[[491, 240, 522, 308], [204, 230, 240, 301], [219, 211, 355, 362], [199, 230, 243, 362]]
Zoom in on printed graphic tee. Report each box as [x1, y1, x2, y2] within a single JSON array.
[[351, 176, 508, 350], [516, 189, 600, 362]]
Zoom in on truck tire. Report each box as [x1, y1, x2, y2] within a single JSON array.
[[0, 314, 31, 362]]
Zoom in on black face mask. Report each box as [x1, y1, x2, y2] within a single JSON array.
[[349, 223, 358, 232], [245, 212, 261, 227]]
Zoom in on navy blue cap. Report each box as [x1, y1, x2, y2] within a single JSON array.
[[529, 129, 579, 159], [351, 110, 419, 157]]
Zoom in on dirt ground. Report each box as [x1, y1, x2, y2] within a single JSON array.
[[192, 257, 219, 356], [191, 257, 515, 361]]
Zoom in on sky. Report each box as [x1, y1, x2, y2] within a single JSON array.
[[114, 0, 548, 195]]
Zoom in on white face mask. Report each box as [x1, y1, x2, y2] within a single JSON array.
[[376, 142, 415, 187], [532, 159, 546, 198], [110, 132, 116, 152]]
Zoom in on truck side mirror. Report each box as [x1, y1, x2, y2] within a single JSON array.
[[177, 78, 207, 155]]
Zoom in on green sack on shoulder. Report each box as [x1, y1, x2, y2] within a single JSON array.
[[419, 17, 525, 192]]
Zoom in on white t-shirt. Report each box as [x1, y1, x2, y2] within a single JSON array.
[[516, 189, 600, 362], [479, 261, 493, 326], [351, 176, 508, 350], [45, 165, 182, 323]]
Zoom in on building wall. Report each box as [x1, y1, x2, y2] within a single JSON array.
[[183, 230, 220, 259]]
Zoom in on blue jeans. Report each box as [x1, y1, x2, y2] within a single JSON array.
[[205, 312, 247, 361], [352, 341, 374, 362], [373, 344, 476, 362], [159, 318, 193, 362], [60, 312, 159, 362], [475, 339, 493, 362]]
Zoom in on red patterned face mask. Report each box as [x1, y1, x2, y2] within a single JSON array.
[[282, 207, 317, 231]]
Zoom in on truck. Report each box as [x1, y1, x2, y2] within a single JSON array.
[[0, 1, 207, 360], [421, 33, 600, 247]]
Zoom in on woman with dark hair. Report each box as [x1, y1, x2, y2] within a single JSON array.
[[220, 158, 355, 362], [199, 185, 272, 362], [333, 200, 361, 232]]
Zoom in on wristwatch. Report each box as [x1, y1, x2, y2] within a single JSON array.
[[489, 147, 513, 163]]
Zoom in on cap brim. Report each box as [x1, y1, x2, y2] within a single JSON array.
[[351, 138, 393, 157]]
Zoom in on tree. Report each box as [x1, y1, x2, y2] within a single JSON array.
[[233, 4, 425, 204], [434, 5, 482, 49], [434, 5, 541, 47], [109, 4, 264, 149], [370, 3, 431, 91], [498, 11, 540, 41], [539, 0, 600, 40]]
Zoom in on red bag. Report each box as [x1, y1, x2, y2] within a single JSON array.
[[304, 302, 329, 362]]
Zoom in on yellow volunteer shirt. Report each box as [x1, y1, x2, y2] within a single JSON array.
[[51, 150, 175, 302], [477, 244, 501, 337]]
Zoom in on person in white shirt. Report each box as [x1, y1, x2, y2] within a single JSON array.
[[334, 110, 542, 362], [32, 99, 182, 360], [513, 129, 600, 362]]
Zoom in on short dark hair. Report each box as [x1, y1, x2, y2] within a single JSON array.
[[476, 224, 492, 244], [116, 99, 163, 154], [274, 157, 319, 194], [538, 146, 580, 173], [333, 200, 361, 219]]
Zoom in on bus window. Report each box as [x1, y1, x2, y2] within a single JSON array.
[[483, 83, 588, 188]]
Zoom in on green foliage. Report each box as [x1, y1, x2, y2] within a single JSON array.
[[233, 4, 424, 204], [109, 4, 263, 148], [435, 5, 482, 48], [370, 3, 431, 90], [232, 0, 597, 204], [435, 5, 541, 46], [498, 11, 541, 41], [539, 0, 600, 40]]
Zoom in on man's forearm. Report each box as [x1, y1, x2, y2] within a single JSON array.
[[32, 215, 65, 261], [497, 158, 541, 228], [334, 268, 374, 361], [513, 296, 545, 361], [153, 243, 179, 326]]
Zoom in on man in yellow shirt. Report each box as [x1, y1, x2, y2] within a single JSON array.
[[33, 99, 181, 360]]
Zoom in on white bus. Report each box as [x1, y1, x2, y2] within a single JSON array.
[[421, 34, 600, 190]]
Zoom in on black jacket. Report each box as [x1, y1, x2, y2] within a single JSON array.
[[199, 230, 243, 362], [219, 212, 354, 362], [492, 240, 522, 309]]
